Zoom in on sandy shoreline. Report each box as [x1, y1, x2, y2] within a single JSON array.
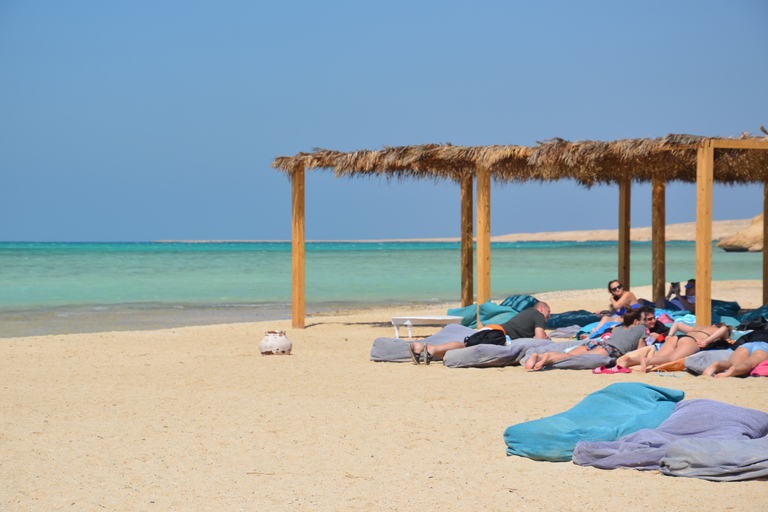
[[2, 280, 766, 511], [154, 218, 754, 244]]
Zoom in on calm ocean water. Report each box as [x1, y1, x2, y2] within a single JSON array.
[[0, 241, 761, 337]]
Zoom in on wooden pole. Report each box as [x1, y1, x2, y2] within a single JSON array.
[[618, 179, 631, 290], [476, 164, 491, 326], [291, 166, 305, 329], [764, 183, 768, 306], [651, 175, 666, 302], [460, 174, 474, 307], [695, 141, 714, 325]]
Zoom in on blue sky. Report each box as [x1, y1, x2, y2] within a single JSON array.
[[1, 1, 766, 241]]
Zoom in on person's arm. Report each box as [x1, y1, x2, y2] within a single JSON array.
[[610, 291, 637, 311], [670, 322, 691, 336], [696, 326, 729, 349], [675, 295, 695, 313], [534, 327, 549, 340]]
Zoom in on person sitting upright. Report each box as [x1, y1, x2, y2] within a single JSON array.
[[591, 280, 639, 333], [526, 309, 645, 371], [408, 302, 551, 364], [657, 279, 696, 312]]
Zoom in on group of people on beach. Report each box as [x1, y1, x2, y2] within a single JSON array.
[[407, 278, 768, 377]]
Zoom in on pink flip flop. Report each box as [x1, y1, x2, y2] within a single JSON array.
[[592, 365, 632, 374]]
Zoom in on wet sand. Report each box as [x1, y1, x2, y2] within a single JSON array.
[[2, 280, 766, 511]]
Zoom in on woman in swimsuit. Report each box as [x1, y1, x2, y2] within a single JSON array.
[[620, 322, 733, 372], [591, 280, 639, 333], [702, 340, 768, 378]]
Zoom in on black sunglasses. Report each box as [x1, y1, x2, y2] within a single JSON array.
[[610, 284, 623, 292]]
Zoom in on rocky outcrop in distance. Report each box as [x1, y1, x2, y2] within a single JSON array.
[[716, 214, 764, 252]]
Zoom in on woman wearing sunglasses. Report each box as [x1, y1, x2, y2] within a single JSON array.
[[591, 280, 639, 334]]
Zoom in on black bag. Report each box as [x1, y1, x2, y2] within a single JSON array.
[[464, 329, 507, 347]]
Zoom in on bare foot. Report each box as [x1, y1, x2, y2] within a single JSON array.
[[616, 355, 629, 368], [525, 353, 539, 370], [702, 362, 719, 377], [533, 353, 553, 371], [411, 342, 423, 354], [714, 368, 734, 378], [639, 357, 648, 373]]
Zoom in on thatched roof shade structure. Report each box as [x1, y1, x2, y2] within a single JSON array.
[[502, 133, 768, 186], [274, 132, 768, 328]]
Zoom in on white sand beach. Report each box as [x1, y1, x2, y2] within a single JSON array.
[[2, 280, 766, 511]]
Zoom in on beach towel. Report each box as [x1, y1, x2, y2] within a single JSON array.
[[503, 383, 685, 462], [712, 299, 741, 318], [546, 310, 598, 329], [547, 324, 583, 339], [660, 437, 768, 481], [572, 399, 768, 470], [737, 305, 768, 324], [750, 359, 768, 376], [577, 321, 619, 340], [499, 294, 538, 311], [370, 323, 476, 362]]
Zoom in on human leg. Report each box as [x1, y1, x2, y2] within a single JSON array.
[[715, 349, 768, 378], [526, 345, 598, 371]]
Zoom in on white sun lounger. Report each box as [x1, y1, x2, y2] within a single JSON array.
[[390, 315, 464, 338]]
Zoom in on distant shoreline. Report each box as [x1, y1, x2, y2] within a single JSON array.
[[154, 217, 753, 244]]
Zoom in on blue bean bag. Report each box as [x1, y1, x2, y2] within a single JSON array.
[[503, 383, 685, 462]]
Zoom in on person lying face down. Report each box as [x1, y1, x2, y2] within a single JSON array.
[[526, 308, 645, 372], [619, 322, 734, 373], [703, 330, 768, 378], [408, 302, 551, 365]]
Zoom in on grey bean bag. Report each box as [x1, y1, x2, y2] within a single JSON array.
[[521, 341, 614, 370], [573, 399, 768, 471], [684, 349, 733, 374], [369, 323, 476, 362], [660, 437, 768, 481], [441, 338, 553, 368]]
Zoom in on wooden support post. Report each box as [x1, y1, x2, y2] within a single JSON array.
[[651, 176, 666, 302], [292, 166, 305, 329], [460, 173, 474, 307], [618, 179, 631, 290], [764, 183, 768, 306], [695, 141, 714, 325], [476, 165, 491, 326]]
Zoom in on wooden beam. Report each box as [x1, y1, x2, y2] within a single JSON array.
[[695, 141, 714, 325], [651, 175, 666, 302], [764, 183, 768, 306], [476, 164, 491, 326], [460, 174, 474, 307], [292, 167, 305, 329], [618, 179, 631, 290], [711, 139, 768, 150]]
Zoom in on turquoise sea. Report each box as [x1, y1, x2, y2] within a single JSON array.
[[0, 241, 761, 337]]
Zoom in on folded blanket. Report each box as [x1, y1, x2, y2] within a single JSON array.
[[660, 437, 768, 481], [547, 310, 599, 329], [572, 399, 768, 470], [503, 383, 685, 462]]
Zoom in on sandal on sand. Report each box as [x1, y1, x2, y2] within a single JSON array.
[[423, 345, 433, 365], [592, 365, 632, 374], [407, 344, 421, 365]]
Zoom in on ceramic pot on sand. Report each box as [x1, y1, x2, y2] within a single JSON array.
[[259, 331, 292, 355]]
